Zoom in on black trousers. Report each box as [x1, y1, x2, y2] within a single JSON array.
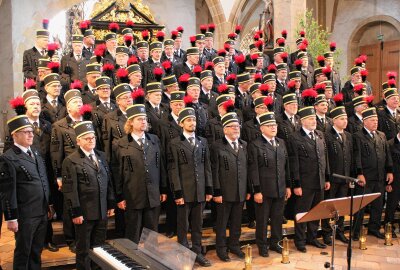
[[63, 194, 75, 244], [164, 187, 177, 233], [125, 207, 160, 244], [177, 202, 204, 254], [246, 196, 256, 222], [215, 201, 244, 252], [353, 180, 384, 234], [294, 188, 324, 247], [75, 218, 107, 270], [255, 197, 285, 248], [114, 207, 126, 238], [44, 218, 54, 244], [321, 182, 349, 235], [13, 214, 47, 270], [384, 181, 400, 225]]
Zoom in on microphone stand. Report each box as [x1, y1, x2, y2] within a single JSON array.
[[332, 173, 358, 270]]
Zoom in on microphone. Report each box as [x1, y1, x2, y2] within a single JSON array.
[[332, 173, 360, 183]]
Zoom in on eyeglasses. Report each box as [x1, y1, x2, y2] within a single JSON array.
[[97, 87, 111, 91], [50, 84, 62, 88], [17, 130, 34, 135], [81, 136, 96, 142], [118, 96, 132, 101], [226, 125, 241, 129]]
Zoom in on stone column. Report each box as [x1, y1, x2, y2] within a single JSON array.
[[273, 0, 307, 51]]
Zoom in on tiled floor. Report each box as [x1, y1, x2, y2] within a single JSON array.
[[1, 219, 400, 270]]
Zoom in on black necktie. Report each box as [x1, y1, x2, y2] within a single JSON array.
[[51, 99, 57, 108], [188, 137, 195, 148], [27, 149, 36, 162], [155, 106, 160, 117], [232, 141, 238, 152], [138, 138, 144, 149], [321, 118, 325, 126], [338, 133, 343, 142], [371, 131, 375, 139], [33, 121, 40, 135], [89, 154, 99, 170], [104, 102, 110, 110], [289, 117, 294, 126], [310, 131, 315, 140]]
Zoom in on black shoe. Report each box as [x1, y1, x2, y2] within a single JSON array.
[[247, 221, 256, 229], [283, 217, 288, 224], [306, 239, 327, 249], [323, 235, 332, 246], [336, 233, 349, 244], [217, 251, 230, 262], [258, 246, 269, 257], [269, 244, 282, 254], [68, 242, 76, 253], [44, 242, 59, 252], [229, 247, 245, 258], [165, 231, 175, 238], [367, 230, 385, 239], [352, 233, 360, 241], [296, 245, 307, 253], [195, 254, 211, 267]]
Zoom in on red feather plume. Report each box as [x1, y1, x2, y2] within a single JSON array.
[[388, 79, 397, 87], [281, 29, 288, 39], [235, 25, 242, 34], [79, 104, 92, 120], [205, 61, 214, 70], [277, 38, 285, 47], [108, 22, 120, 33], [208, 23, 216, 33], [9, 96, 25, 108], [387, 71, 397, 80], [70, 80, 83, 90], [353, 84, 364, 94], [287, 80, 296, 90], [102, 63, 115, 71], [267, 64, 277, 73], [171, 30, 179, 40], [259, 84, 270, 95], [200, 24, 207, 34], [222, 99, 235, 112], [141, 30, 149, 41], [183, 95, 194, 107], [234, 54, 245, 64], [128, 56, 138, 65], [24, 79, 37, 89], [330, 42, 336, 52], [217, 84, 229, 94], [254, 73, 262, 83], [226, 74, 236, 85], [156, 31, 165, 42], [126, 20, 134, 28], [176, 26, 184, 33], [299, 30, 306, 37], [116, 68, 128, 78]]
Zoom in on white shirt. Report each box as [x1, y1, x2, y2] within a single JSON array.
[[80, 147, 95, 159], [46, 95, 58, 106], [131, 132, 145, 144], [171, 113, 179, 124], [69, 114, 82, 123], [387, 106, 397, 117], [302, 127, 315, 139], [183, 131, 196, 144], [262, 134, 276, 146], [364, 127, 376, 138], [355, 113, 363, 121], [28, 118, 40, 127], [225, 136, 239, 150], [149, 101, 159, 110]]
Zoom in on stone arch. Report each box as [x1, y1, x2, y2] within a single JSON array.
[[347, 15, 400, 71], [204, 0, 229, 48]]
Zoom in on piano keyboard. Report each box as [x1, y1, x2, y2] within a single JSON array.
[[92, 244, 148, 270]]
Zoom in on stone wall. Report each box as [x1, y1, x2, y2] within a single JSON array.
[[331, 0, 400, 79]]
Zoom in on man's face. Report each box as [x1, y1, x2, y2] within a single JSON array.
[[180, 116, 196, 132], [316, 74, 328, 83], [214, 63, 225, 76], [187, 54, 199, 65], [170, 101, 184, 116], [151, 49, 162, 61], [251, 91, 261, 99], [131, 116, 148, 132], [36, 37, 49, 49], [293, 79, 301, 89], [363, 116, 378, 131], [277, 69, 287, 81], [315, 102, 328, 115], [355, 103, 367, 114], [116, 53, 129, 66], [196, 40, 205, 52], [255, 105, 267, 115], [84, 36, 95, 46], [205, 37, 213, 49], [96, 86, 111, 99], [38, 68, 51, 81], [72, 43, 83, 55], [13, 127, 34, 147], [351, 72, 362, 84], [284, 102, 298, 115], [333, 115, 348, 130], [386, 95, 399, 110], [274, 53, 282, 63], [116, 92, 133, 110], [166, 84, 179, 93], [302, 57, 309, 67], [223, 121, 241, 140], [201, 77, 213, 91], [86, 73, 101, 87], [164, 46, 174, 57], [67, 98, 83, 114], [301, 116, 317, 130], [325, 58, 334, 68], [256, 58, 264, 69], [25, 98, 41, 118], [137, 48, 149, 60], [77, 133, 96, 152], [325, 89, 333, 99], [260, 123, 278, 137], [147, 91, 162, 105], [186, 87, 200, 101], [129, 72, 142, 86], [267, 80, 277, 92], [174, 38, 182, 50], [106, 39, 117, 51], [45, 82, 61, 97]]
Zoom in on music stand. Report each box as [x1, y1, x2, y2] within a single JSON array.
[[296, 193, 381, 270]]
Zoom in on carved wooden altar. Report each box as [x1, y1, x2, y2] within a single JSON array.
[[88, 0, 164, 43]]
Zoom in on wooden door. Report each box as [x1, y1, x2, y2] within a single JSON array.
[[359, 40, 400, 100]]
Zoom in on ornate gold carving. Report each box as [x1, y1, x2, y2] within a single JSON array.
[[90, 0, 155, 23]]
